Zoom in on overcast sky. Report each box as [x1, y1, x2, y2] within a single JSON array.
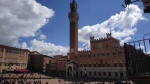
[[0, 0, 149, 56]]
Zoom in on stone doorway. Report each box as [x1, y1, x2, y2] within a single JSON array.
[[67, 66, 73, 77]]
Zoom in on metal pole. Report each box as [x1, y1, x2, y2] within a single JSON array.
[[143, 33, 150, 54]]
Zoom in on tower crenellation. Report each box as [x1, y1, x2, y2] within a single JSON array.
[[106, 32, 111, 38], [90, 33, 112, 42], [90, 36, 94, 41]]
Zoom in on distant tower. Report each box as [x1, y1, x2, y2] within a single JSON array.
[[69, 0, 79, 57]]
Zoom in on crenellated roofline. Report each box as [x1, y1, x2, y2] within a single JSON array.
[[90, 33, 119, 42]]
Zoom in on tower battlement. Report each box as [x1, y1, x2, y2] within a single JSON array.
[[90, 33, 113, 42], [90, 33, 119, 42], [106, 33, 111, 38]]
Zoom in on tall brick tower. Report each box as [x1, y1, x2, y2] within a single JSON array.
[[69, 0, 79, 58]]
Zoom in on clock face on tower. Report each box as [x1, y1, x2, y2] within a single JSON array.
[[98, 43, 102, 48], [71, 48, 74, 53]]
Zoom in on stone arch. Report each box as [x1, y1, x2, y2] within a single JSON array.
[[67, 66, 73, 77]]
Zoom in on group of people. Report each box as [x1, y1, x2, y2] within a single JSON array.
[[0, 73, 50, 84], [0, 73, 133, 84], [0, 73, 43, 79], [0, 79, 49, 84]]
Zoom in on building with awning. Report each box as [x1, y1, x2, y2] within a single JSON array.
[[0, 45, 30, 73], [14, 69, 30, 73]]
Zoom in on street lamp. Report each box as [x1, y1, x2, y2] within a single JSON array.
[[143, 33, 150, 54]]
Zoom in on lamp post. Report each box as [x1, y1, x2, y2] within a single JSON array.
[[143, 33, 150, 54]]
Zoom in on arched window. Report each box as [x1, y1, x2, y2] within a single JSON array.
[[98, 72, 101, 76], [114, 63, 117, 67], [93, 46, 95, 49], [84, 54, 86, 57], [93, 53, 96, 57], [88, 63, 91, 67], [84, 63, 87, 67], [80, 64, 82, 67], [94, 72, 97, 76], [93, 64, 96, 67], [118, 51, 122, 55], [102, 53, 105, 56], [106, 44, 108, 47], [71, 7, 74, 12], [88, 54, 91, 57], [97, 53, 100, 56], [80, 55, 82, 57], [113, 52, 116, 55], [107, 52, 110, 56], [119, 63, 123, 67], [98, 63, 101, 67], [107, 63, 111, 67]]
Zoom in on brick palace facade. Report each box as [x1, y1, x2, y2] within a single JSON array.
[[66, 0, 126, 79]]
